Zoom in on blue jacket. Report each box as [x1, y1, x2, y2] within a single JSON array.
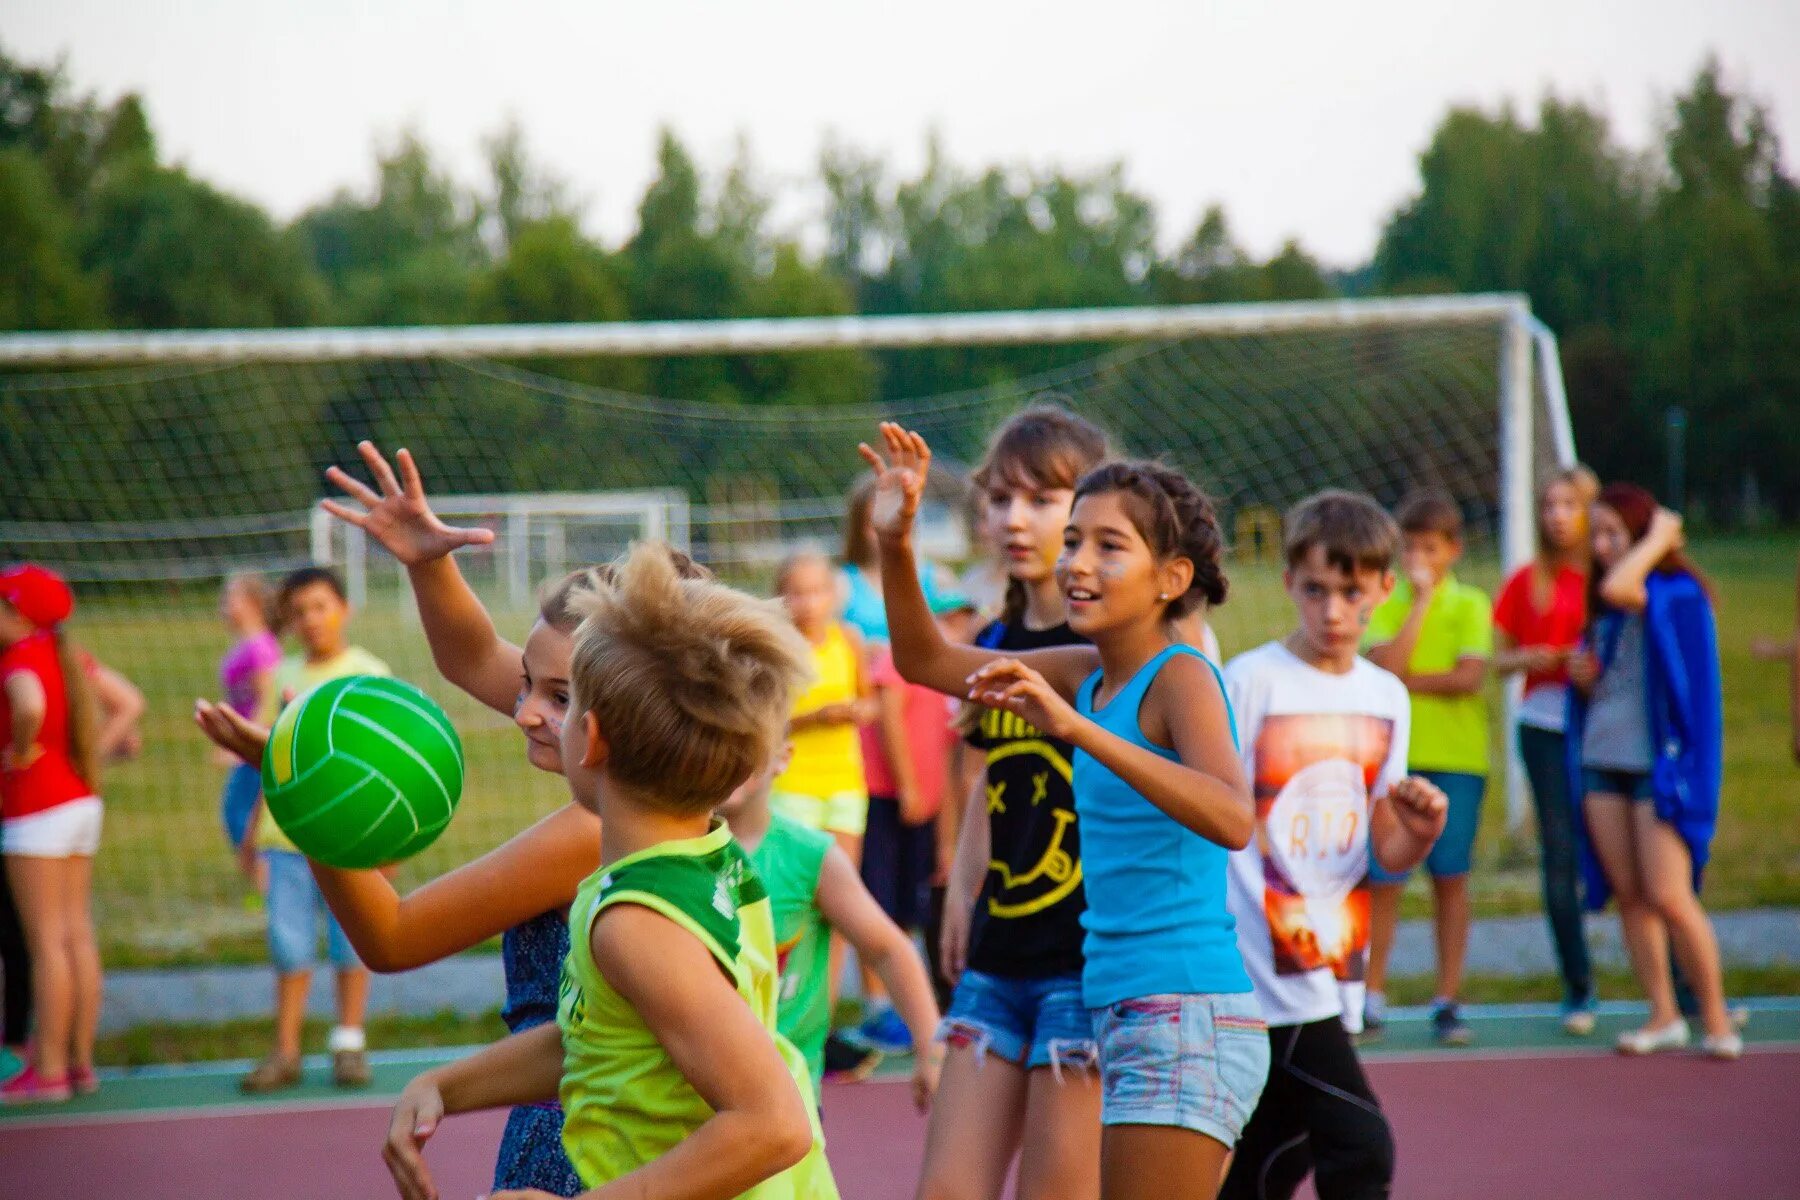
[[1566, 571, 1723, 911]]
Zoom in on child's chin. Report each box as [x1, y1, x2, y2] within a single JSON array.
[[525, 743, 565, 774]]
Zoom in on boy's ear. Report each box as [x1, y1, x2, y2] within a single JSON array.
[[582, 710, 610, 770], [773, 740, 795, 776]]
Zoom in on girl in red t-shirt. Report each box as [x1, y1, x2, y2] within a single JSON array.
[[1492, 466, 1598, 1034], [0, 564, 105, 1104]]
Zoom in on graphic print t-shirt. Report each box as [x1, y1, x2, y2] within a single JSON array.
[[965, 619, 1088, 979], [1223, 641, 1410, 1030]]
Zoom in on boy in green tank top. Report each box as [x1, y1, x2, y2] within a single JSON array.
[[718, 740, 943, 1105], [382, 544, 838, 1200]]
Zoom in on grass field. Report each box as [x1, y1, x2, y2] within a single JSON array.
[[68, 534, 1800, 966]]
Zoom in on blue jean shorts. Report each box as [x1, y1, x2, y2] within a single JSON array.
[[1582, 767, 1654, 803], [1090, 992, 1269, 1145], [1368, 770, 1486, 883], [221, 763, 262, 846], [264, 850, 361, 972], [939, 968, 1096, 1072]]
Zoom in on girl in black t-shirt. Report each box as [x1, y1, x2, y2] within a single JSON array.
[[916, 404, 1109, 1200]]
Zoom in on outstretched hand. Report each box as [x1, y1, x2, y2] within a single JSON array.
[[322, 442, 495, 567], [1386, 775, 1449, 844], [965, 658, 1081, 743], [194, 699, 271, 768], [856, 423, 932, 545]]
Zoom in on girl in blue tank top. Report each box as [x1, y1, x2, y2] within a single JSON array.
[[862, 423, 1269, 1200]]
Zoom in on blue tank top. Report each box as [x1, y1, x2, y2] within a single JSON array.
[[1073, 644, 1251, 1008]]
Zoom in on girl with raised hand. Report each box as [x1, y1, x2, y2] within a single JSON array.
[[1568, 483, 1736, 1059], [908, 405, 1108, 1200], [863, 424, 1265, 1200], [195, 441, 705, 1196]]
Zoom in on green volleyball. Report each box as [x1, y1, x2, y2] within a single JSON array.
[[260, 675, 464, 869]]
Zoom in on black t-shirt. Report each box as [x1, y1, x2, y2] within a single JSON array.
[[963, 618, 1089, 979]]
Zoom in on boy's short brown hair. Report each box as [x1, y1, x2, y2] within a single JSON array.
[[567, 541, 814, 815], [538, 550, 709, 634], [1394, 487, 1464, 541], [1284, 490, 1401, 575]]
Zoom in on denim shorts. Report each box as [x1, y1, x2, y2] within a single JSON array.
[[1368, 770, 1486, 882], [221, 762, 262, 846], [939, 968, 1096, 1072], [1091, 992, 1269, 1145], [1582, 767, 1654, 803], [264, 849, 361, 972]]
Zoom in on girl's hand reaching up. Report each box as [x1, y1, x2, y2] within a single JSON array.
[[857, 423, 932, 544], [965, 658, 1082, 743], [323, 442, 495, 567]]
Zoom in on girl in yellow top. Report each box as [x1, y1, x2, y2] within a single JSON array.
[[771, 551, 876, 861]]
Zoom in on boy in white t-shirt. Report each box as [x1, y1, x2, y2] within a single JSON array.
[[1219, 491, 1449, 1200]]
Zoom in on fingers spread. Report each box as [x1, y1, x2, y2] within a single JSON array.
[[324, 466, 381, 509]]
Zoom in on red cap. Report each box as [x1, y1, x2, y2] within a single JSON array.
[[0, 564, 75, 628]]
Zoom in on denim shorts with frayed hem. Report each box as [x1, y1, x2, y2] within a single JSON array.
[[938, 968, 1097, 1074], [1091, 991, 1269, 1146]]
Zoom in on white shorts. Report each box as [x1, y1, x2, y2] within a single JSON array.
[[2, 797, 104, 858]]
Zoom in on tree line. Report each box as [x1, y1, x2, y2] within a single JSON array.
[[2, 45, 1795, 521]]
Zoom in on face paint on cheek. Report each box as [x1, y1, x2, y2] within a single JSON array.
[[544, 712, 565, 739], [1098, 562, 1127, 581]]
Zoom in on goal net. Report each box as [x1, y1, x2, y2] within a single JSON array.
[[0, 297, 1573, 964]]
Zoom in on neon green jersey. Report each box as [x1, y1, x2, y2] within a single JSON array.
[[557, 821, 839, 1199], [747, 810, 834, 1087], [1364, 574, 1494, 773]]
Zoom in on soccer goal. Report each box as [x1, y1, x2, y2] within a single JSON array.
[[0, 297, 1575, 961]]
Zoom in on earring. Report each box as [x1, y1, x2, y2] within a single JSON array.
[[1157, 592, 1169, 602]]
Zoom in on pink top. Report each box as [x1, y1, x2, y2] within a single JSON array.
[[859, 647, 959, 821], [220, 631, 281, 718]]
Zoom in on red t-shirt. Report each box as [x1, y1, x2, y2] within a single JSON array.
[[1, 631, 95, 820], [859, 647, 958, 822], [1493, 564, 1588, 696]]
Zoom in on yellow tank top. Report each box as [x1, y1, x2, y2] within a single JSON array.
[[774, 623, 866, 799]]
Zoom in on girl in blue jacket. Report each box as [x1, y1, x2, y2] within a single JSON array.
[[1567, 482, 1737, 1060]]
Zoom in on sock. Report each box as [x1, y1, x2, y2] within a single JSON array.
[[1365, 990, 1387, 1019], [1431, 995, 1453, 1013], [328, 1025, 366, 1054]]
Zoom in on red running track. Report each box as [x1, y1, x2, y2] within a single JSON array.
[[2, 1049, 1796, 1198]]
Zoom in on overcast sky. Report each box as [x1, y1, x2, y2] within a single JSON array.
[[8, 1, 1798, 267]]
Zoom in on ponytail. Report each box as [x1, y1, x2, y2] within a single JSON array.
[[54, 631, 101, 792]]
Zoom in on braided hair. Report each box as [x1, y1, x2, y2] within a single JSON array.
[[1072, 461, 1228, 619]]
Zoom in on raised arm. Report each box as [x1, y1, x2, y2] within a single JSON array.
[[588, 905, 814, 1200], [322, 442, 520, 715], [862, 424, 1095, 702], [194, 699, 596, 970], [1597, 508, 1683, 613], [1365, 568, 1433, 678]]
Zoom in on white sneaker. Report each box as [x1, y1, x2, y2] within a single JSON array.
[[1701, 1032, 1743, 1060], [1616, 1019, 1690, 1055], [1561, 1009, 1597, 1037]]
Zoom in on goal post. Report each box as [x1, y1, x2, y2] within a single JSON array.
[[0, 296, 1576, 962]]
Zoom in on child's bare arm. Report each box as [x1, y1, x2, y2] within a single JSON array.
[[312, 803, 597, 972], [3, 671, 46, 765], [863, 424, 1095, 700], [969, 654, 1254, 850], [1401, 655, 1488, 697], [383, 1021, 563, 1200], [1370, 776, 1450, 874], [87, 659, 146, 760], [590, 905, 814, 1200], [875, 683, 926, 822], [322, 442, 520, 715], [1364, 590, 1430, 678], [814, 846, 943, 1108]]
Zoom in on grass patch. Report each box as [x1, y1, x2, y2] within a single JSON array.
[[95, 1008, 509, 1069], [1385, 962, 1800, 1007], [63, 533, 1800, 964]]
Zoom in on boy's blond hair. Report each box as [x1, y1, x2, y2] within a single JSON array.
[[567, 541, 814, 814]]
